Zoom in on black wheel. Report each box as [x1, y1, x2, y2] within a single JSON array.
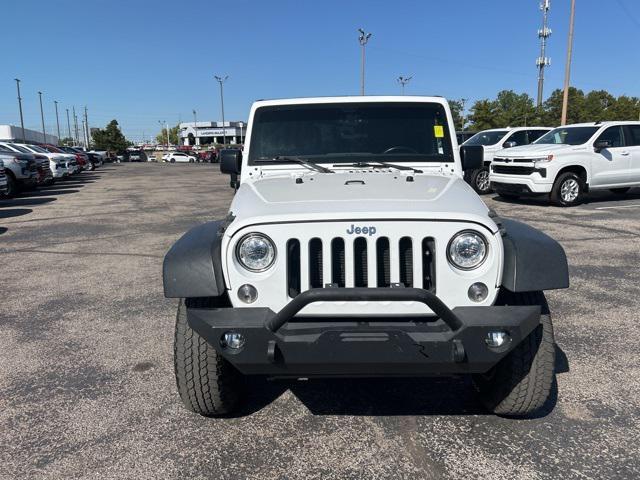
[[610, 187, 630, 195], [473, 291, 556, 417], [174, 298, 243, 416], [469, 167, 492, 194], [551, 172, 584, 206], [5, 174, 18, 197], [170, 158, 175, 163]]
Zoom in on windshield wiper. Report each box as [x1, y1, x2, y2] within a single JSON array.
[[334, 161, 423, 174], [255, 156, 334, 173]]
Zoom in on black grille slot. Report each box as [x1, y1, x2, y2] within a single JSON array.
[[376, 237, 390, 287], [353, 237, 368, 287], [331, 238, 345, 287], [287, 239, 301, 297], [399, 237, 413, 287], [309, 238, 323, 289], [492, 165, 536, 175], [422, 238, 436, 292]]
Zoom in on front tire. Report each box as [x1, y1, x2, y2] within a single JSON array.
[[469, 167, 492, 195], [551, 172, 584, 207], [473, 291, 556, 417], [174, 298, 243, 416]]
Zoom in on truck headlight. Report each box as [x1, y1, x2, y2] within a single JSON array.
[[447, 230, 488, 270], [236, 233, 276, 272]]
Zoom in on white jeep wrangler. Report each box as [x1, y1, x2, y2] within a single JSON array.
[[163, 96, 569, 417]]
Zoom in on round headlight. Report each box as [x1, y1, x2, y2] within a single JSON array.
[[236, 233, 276, 272], [447, 230, 488, 270]]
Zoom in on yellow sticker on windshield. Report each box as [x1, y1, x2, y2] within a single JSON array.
[[434, 125, 444, 138]]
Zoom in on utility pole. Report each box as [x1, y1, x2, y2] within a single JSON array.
[[38, 91, 46, 143], [214, 75, 228, 145], [14, 79, 26, 142], [73, 106, 79, 145], [54, 100, 61, 144], [65, 108, 72, 144], [358, 29, 372, 95], [84, 106, 90, 148], [460, 98, 468, 131], [193, 109, 198, 146], [536, 0, 552, 108], [397, 76, 412, 95], [561, 0, 576, 125]]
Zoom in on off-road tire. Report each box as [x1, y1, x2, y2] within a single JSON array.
[[174, 298, 243, 416], [551, 172, 584, 207], [610, 187, 630, 195], [469, 166, 492, 194], [472, 291, 556, 417]]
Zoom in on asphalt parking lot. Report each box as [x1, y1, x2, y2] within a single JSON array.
[[1, 163, 639, 479]]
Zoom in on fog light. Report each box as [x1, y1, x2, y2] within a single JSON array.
[[221, 331, 245, 349], [468, 282, 489, 302], [485, 331, 510, 348], [237, 284, 258, 304]]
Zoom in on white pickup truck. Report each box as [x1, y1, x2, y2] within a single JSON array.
[[490, 121, 640, 206]]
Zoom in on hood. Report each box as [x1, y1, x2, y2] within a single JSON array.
[[495, 143, 587, 157], [228, 171, 497, 234]]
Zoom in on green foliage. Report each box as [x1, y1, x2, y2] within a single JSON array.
[[448, 99, 464, 130], [92, 120, 130, 152], [156, 125, 180, 145], [58, 137, 75, 146], [467, 88, 640, 130]]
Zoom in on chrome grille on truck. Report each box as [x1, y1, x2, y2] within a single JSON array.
[[286, 236, 436, 297]]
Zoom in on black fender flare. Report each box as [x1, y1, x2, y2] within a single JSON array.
[[499, 218, 569, 292], [163, 220, 228, 298]]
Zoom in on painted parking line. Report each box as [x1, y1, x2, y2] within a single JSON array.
[[595, 204, 640, 210]]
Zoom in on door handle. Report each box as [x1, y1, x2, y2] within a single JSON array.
[[620, 151, 630, 156]]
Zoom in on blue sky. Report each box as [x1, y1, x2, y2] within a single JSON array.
[[2, 0, 639, 141]]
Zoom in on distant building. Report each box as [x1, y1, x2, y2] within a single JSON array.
[[179, 121, 246, 146], [0, 124, 58, 145]]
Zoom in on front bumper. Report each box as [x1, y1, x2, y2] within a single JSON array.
[[490, 176, 552, 194], [187, 288, 541, 377]]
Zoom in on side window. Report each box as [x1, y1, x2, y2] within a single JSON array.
[[505, 131, 527, 146], [626, 125, 640, 146], [596, 126, 623, 148], [527, 130, 547, 143]]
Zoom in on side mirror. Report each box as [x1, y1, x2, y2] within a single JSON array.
[[220, 148, 242, 175], [503, 141, 517, 148], [594, 139, 612, 152], [460, 145, 484, 171]]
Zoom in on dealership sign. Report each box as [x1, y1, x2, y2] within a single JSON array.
[[196, 128, 235, 137]]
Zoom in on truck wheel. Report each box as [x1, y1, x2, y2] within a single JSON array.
[[469, 167, 492, 194], [472, 291, 556, 417], [610, 187, 630, 195], [174, 298, 243, 416], [5, 174, 18, 197], [551, 172, 584, 206]]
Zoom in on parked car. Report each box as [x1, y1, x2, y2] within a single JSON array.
[[456, 130, 477, 145], [50, 145, 90, 171], [490, 121, 640, 206], [0, 159, 8, 197], [126, 150, 146, 162], [0, 146, 37, 196], [164, 152, 197, 163], [197, 150, 217, 163], [20, 144, 78, 175], [462, 127, 552, 194], [3, 142, 68, 180]]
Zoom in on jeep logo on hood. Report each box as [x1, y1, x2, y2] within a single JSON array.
[[346, 224, 377, 236]]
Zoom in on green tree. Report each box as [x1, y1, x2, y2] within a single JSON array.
[[542, 87, 586, 126], [448, 99, 464, 130], [493, 90, 536, 127], [609, 95, 640, 121], [583, 90, 616, 121], [468, 99, 500, 130], [92, 120, 129, 152], [58, 137, 75, 146], [156, 125, 180, 145]]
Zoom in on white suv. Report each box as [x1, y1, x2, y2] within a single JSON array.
[[462, 127, 551, 194], [489, 121, 640, 206], [164, 151, 196, 163]]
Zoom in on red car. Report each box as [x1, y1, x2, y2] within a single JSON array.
[[43, 144, 88, 171]]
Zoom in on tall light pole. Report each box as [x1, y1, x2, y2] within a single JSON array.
[[561, 0, 576, 125], [193, 109, 198, 146], [397, 75, 412, 95], [38, 91, 46, 143], [66, 108, 72, 144], [460, 98, 468, 131], [358, 29, 372, 95], [84, 106, 90, 147], [73, 106, 79, 145], [14, 79, 26, 142], [54, 100, 61, 144], [536, 0, 552, 108], [214, 75, 228, 145]]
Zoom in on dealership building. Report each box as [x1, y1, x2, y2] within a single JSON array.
[[179, 121, 246, 146], [0, 124, 58, 145]]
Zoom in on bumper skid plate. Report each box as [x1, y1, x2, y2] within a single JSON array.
[[187, 288, 541, 376]]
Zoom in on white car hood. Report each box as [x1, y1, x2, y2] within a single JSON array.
[[227, 171, 497, 235], [495, 143, 586, 158]]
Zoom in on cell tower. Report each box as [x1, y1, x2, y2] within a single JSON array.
[[536, 0, 552, 107]]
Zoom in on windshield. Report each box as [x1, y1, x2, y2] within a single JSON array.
[[8, 143, 32, 153], [26, 145, 48, 153], [535, 126, 599, 145], [248, 102, 453, 164], [463, 130, 509, 146]]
